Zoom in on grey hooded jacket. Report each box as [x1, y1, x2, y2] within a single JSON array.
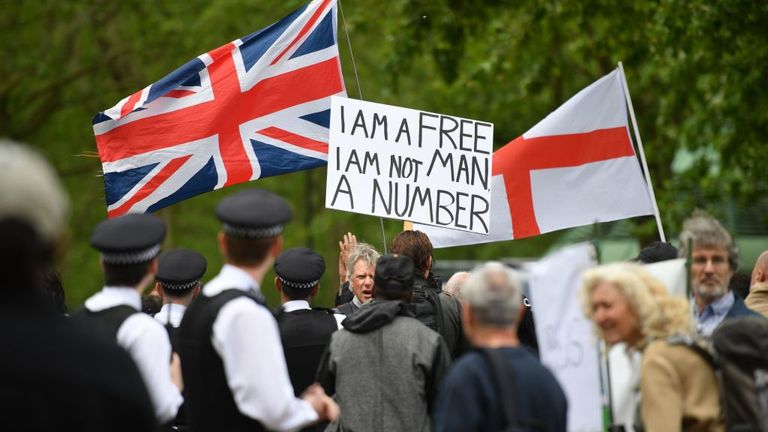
[[317, 300, 451, 432]]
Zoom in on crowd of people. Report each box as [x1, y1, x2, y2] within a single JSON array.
[[2, 139, 767, 432]]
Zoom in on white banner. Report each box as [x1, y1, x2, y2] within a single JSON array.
[[325, 96, 494, 234], [529, 243, 602, 432]]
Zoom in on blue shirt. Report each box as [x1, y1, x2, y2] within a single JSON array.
[[433, 347, 567, 432], [696, 290, 735, 337]]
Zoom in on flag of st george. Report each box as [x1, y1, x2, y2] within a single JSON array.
[[93, 0, 345, 217], [415, 69, 654, 247]]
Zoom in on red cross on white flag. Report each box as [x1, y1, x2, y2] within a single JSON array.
[[415, 68, 655, 246]]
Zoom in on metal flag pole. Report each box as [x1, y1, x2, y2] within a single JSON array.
[[617, 62, 666, 243], [338, 0, 387, 253]]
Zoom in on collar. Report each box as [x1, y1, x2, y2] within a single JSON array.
[[158, 302, 187, 315], [84, 286, 141, 312], [282, 300, 311, 312], [203, 264, 260, 297], [155, 303, 187, 327], [352, 295, 365, 308], [709, 290, 735, 316]]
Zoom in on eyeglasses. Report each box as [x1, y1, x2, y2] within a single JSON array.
[[692, 255, 728, 267]]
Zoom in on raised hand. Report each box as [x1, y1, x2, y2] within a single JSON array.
[[338, 232, 358, 287]]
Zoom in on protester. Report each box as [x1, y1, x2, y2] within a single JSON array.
[[72, 213, 184, 425], [582, 262, 723, 431], [389, 230, 464, 357], [177, 189, 338, 432], [333, 242, 379, 315], [433, 262, 566, 431], [750, 250, 768, 286], [746, 250, 768, 317], [335, 232, 357, 306], [678, 210, 757, 336], [273, 247, 343, 402], [0, 140, 157, 431], [634, 241, 678, 263], [318, 254, 450, 432], [443, 271, 469, 300]]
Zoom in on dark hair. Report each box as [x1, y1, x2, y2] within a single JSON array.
[[0, 218, 53, 305], [389, 231, 432, 274], [635, 241, 678, 264], [42, 269, 67, 314], [224, 234, 277, 267], [729, 272, 751, 299], [141, 295, 162, 315], [103, 261, 153, 287], [281, 282, 317, 300], [375, 285, 414, 302]]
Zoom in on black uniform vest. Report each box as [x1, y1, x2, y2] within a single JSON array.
[[70, 304, 137, 342], [177, 289, 267, 432], [275, 307, 337, 396], [161, 319, 188, 432]]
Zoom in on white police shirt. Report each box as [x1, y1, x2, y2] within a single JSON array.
[[154, 303, 187, 328], [84, 286, 183, 423], [202, 264, 318, 431], [282, 299, 345, 330]]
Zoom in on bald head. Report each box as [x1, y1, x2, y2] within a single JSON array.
[[752, 251, 768, 286], [443, 271, 470, 301]]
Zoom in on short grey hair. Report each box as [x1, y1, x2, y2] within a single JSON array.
[[443, 271, 470, 301], [678, 210, 739, 271], [345, 243, 380, 279], [463, 262, 522, 328]]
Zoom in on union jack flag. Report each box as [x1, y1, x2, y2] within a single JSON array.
[[93, 0, 345, 217]]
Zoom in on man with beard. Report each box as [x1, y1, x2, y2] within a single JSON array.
[[678, 210, 757, 337]]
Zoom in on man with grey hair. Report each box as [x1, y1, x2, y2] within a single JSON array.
[[678, 210, 757, 337], [443, 271, 469, 301], [334, 243, 380, 315], [433, 262, 566, 432]]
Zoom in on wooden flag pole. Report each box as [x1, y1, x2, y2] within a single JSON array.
[[618, 61, 666, 242], [339, 0, 388, 253]]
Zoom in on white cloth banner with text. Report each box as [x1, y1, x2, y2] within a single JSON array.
[[529, 243, 601, 432]]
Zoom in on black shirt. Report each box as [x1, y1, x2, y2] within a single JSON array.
[[0, 305, 157, 432]]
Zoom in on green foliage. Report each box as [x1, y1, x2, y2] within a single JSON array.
[[2, 0, 766, 308]]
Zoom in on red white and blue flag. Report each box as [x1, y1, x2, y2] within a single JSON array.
[[93, 0, 345, 217]]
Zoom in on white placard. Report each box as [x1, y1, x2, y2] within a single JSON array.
[[325, 96, 494, 234], [529, 243, 602, 432]]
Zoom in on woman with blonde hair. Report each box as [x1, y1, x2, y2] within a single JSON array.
[[581, 263, 723, 432]]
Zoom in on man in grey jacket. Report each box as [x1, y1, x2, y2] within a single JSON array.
[[317, 254, 451, 432]]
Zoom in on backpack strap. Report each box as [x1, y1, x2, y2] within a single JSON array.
[[479, 348, 520, 431], [666, 334, 728, 426], [666, 334, 718, 369]]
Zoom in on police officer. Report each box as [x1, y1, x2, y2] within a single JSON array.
[[154, 248, 207, 344], [274, 247, 343, 399], [154, 248, 206, 432], [178, 189, 338, 432], [72, 214, 183, 425]]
